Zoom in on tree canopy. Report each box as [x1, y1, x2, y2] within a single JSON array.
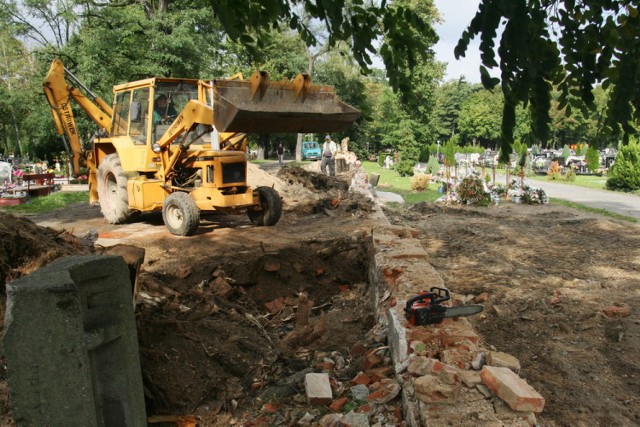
[[455, 0, 640, 161]]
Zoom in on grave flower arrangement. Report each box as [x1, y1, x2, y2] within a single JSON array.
[[456, 175, 491, 206]]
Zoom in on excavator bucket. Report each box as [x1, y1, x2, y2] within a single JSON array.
[[213, 71, 361, 133]]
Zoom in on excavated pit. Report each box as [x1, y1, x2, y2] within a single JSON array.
[[135, 233, 379, 424]]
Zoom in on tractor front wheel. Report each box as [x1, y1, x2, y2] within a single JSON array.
[[97, 154, 135, 224], [162, 192, 200, 236], [248, 186, 282, 226]]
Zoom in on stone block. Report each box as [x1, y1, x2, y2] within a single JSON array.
[[407, 356, 431, 376], [413, 375, 462, 405], [458, 370, 483, 388], [3, 255, 146, 427], [481, 366, 545, 413], [486, 351, 521, 373], [407, 317, 479, 348], [305, 373, 333, 405], [386, 308, 409, 373]]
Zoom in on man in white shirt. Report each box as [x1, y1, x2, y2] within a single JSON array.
[[320, 134, 338, 176]]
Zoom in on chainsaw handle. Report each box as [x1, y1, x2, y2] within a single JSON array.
[[403, 287, 451, 313]]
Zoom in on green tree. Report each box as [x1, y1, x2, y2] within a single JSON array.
[[457, 89, 502, 147], [585, 146, 600, 173], [607, 140, 640, 191], [456, 0, 640, 160], [434, 78, 475, 141], [0, 27, 34, 158]]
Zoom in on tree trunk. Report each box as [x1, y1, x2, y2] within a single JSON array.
[[10, 110, 22, 158], [258, 133, 269, 160], [295, 133, 303, 162]]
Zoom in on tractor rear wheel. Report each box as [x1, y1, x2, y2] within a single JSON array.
[[162, 192, 200, 236], [248, 186, 282, 226], [97, 154, 135, 224]]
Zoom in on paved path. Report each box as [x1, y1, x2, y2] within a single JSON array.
[[503, 176, 640, 219]]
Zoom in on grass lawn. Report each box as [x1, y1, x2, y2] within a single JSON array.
[[527, 173, 607, 190], [0, 191, 88, 214], [360, 161, 441, 204]]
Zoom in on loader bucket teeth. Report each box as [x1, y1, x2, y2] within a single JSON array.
[[212, 76, 361, 133]]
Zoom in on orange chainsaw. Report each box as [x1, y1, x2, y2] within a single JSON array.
[[404, 287, 483, 326]]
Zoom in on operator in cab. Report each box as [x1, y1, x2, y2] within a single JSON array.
[[153, 94, 177, 125]]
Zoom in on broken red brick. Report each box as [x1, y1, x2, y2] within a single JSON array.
[[211, 277, 233, 297], [481, 366, 545, 413], [603, 303, 631, 318], [176, 265, 192, 279], [315, 362, 334, 372], [382, 267, 403, 287], [329, 397, 348, 412], [264, 297, 285, 314], [263, 261, 280, 272], [350, 372, 371, 385], [393, 404, 403, 422], [339, 284, 350, 292], [474, 293, 489, 303], [349, 343, 368, 357], [367, 380, 401, 404], [261, 403, 277, 413], [362, 352, 383, 370], [365, 366, 393, 382], [357, 404, 373, 414]]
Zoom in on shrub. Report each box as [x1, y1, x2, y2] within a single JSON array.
[[395, 159, 415, 177], [411, 173, 431, 191], [564, 168, 576, 182], [547, 161, 562, 180], [426, 156, 440, 175], [607, 142, 640, 191]]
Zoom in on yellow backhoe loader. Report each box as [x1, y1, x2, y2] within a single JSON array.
[[43, 59, 360, 235]]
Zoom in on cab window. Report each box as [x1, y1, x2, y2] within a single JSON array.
[[130, 88, 150, 145], [112, 91, 131, 136]]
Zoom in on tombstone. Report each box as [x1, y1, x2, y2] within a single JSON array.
[[0, 162, 10, 184], [341, 137, 349, 153], [335, 157, 348, 174], [3, 255, 147, 427]]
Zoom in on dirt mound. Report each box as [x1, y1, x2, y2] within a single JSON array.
[[277, 166, 350, 192], [0, 212, 91, 286]]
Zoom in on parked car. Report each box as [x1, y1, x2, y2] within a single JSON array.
[[302, 141, 322, 160]]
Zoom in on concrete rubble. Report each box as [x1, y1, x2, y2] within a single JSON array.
[[368, 223, 546, 425]]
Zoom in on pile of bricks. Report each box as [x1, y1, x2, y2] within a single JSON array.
[[368, 225, 545, 426]]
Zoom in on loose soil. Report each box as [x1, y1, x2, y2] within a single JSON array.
[[384, 202, 640, 426], [1, 164, 639, 426]]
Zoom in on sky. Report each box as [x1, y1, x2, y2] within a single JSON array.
[[433, 0, 483, 83]]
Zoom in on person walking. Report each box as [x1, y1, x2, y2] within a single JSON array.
[[320, 134, 338, 176], [277, 143, 285, 165]]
